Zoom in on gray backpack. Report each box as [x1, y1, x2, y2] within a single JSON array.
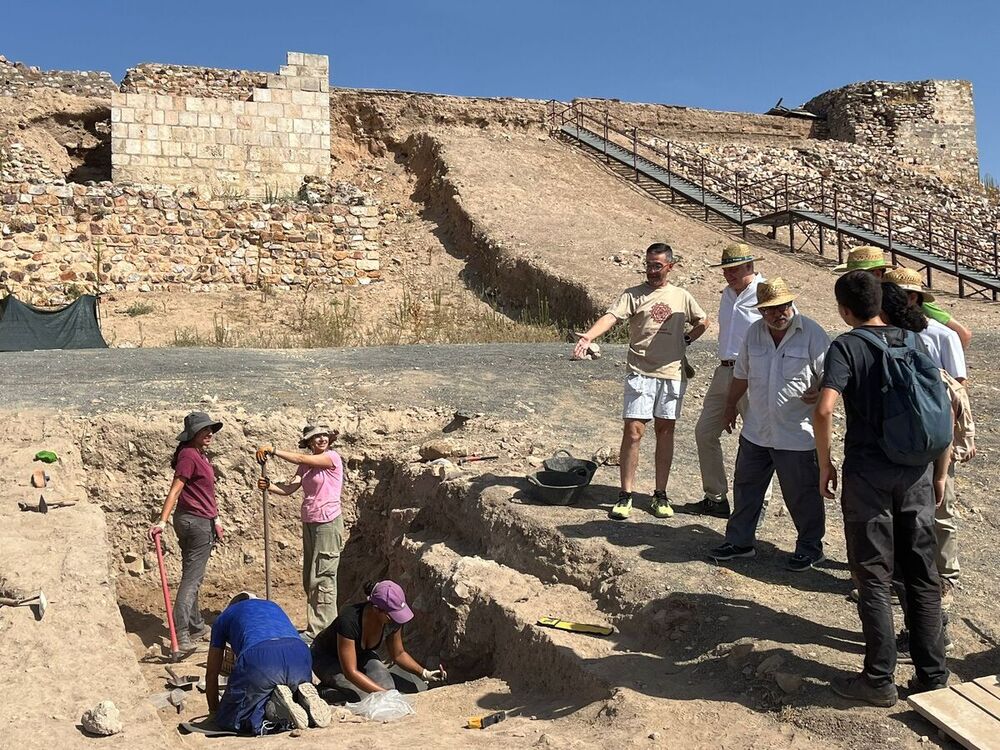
[[848, 329, 953, 466]]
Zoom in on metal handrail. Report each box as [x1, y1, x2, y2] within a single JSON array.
[[551, 101, 1000, 279]]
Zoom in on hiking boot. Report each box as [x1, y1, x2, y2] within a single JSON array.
[[650, 490, 674, 519], [264, 684, 309, 730], [681, 496, 731, 518], [941, 579, 956, 611], [609, 492, 632, 520], [708, 542, 756, 562], [787, 552, 825, 572], [906, 673, 950, 694], [295, 683, 331, 728], [175, 636, 200, 654], [830, 673, 898, 707], [896, 628, 953, 665]]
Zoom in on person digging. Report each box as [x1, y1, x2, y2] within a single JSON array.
[[256, 425, 345, 644], [574, 242, 709, 519], [206, 592, 331, 735]]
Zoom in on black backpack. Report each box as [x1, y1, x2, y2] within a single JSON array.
[[848, 328, 953, 466]]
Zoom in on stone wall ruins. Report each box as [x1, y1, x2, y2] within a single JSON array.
[[0, 55, 117, 98], [0, 180, 386, 300], [805, 80, 979, 181], [111, 52, 331, 197]]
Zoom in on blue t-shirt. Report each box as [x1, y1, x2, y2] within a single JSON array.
[[210, 599, 300, 655]]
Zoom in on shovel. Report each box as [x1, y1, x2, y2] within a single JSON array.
[[0, 591, 48, 620], [259, 457, 273, 601], [151, 527, 182, 661]]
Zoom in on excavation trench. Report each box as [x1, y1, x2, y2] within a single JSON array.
[[77, 409, 614, 726]]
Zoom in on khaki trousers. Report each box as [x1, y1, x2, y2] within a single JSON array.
[[934, 464, 959, 582], [302, 515, 345, 641], [695, 364, 748, 500]]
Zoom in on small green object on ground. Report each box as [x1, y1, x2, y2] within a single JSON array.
[[34, 450, 59, 463]]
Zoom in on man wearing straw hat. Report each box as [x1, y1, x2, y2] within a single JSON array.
[[687, 243, 768, 519], [707, 278, 829, 570], [574, 242, 709, 520], [835, 245, 972, 349]]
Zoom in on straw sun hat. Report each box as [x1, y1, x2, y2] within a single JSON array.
[[882, 267, 935, 303], [833, 245, 894, 273], [753, 277, 798, 309], [710, 243, 763, 268]]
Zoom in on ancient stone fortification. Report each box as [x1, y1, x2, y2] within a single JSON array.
[[805, 80, 978, 180], [0, 55, 117, 98], [111, 52, 331, 197], [0, 181, 386, 298]]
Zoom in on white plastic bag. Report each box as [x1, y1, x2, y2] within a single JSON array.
[[346, 689, 415, 722]]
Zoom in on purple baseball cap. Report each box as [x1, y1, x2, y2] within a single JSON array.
[[368, 580, 414, 624]]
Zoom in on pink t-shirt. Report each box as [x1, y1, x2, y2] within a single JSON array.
[[174, 446, 217, 519], [295, 450, 344, 524]]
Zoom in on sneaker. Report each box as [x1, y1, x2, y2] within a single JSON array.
[[609, 492, 632, 520], [295, 683, 331, 728], [680, 496, 731, 518], [175, 637, 200, 653], [786, 552, 825, 572], [650, 490, 674, 519], [264, 684, 309, 730], [830, 673, 898, 707], [708, 542, 756, 562]]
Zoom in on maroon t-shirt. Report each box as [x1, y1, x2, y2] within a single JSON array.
[[174, 446, 217, 519]]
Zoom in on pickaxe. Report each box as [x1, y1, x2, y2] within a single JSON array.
[[18, 495, 77, 513], [0, 591, 48, 620]]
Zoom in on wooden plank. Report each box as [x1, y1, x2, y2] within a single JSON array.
[[955, 682, 1000, 722], [910, 686, 1000, 750], [974, 676, 1000, 702]]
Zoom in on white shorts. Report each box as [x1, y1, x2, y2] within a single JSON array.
[[622, 372, 686, 420]]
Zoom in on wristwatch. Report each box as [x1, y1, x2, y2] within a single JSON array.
[[684, 334, 692, 345]]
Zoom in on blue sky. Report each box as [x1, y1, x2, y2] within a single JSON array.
[[4, 0, 999, 178]]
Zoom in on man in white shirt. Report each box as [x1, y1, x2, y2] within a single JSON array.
[[688, 244, 764, 519], [708, 278, 830, 571]]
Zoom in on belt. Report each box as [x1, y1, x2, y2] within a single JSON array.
[[720, 360, 736, 367]]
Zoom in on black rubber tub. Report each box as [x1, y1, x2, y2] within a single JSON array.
[[526, 470, 589, 506]]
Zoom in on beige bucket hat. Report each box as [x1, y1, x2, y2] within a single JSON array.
[[710, 243, 763, 268], [754, 277, 798, 308], [299, 424, 335, 448], [882, 267, 935, 303]]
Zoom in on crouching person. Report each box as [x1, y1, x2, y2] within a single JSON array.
[[207, 593, 331, 734], [311, 580, 444, 701]]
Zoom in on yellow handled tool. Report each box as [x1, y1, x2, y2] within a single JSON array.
[[466, 711, 506, 729], [536, 617, 613, 636]]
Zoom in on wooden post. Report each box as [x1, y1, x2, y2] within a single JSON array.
[[837, 230, 844, 264], [702, 158, 708, 221], [632, 127, 638, 182], [603, 112, 609, 164], [789, 217, 795, 251]]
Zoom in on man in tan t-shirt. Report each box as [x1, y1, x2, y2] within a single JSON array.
[[575, 243, 709, 520]]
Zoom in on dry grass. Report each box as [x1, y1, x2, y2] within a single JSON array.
[[170, 281, 564, 349]]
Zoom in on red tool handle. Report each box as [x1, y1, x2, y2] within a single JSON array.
[[152, 528, 180, 657]]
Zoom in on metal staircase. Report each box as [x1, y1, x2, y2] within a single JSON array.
[[549, 101, 1000, 300]]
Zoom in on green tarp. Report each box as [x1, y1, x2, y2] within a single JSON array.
[[0, 294, 108, 351]]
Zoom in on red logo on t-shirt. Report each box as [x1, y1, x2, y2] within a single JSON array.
[[650, 303, 673, 323]]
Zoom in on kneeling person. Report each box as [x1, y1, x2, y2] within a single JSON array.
[[207, 593, 331, 735], [709, 278, 829, 570]]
